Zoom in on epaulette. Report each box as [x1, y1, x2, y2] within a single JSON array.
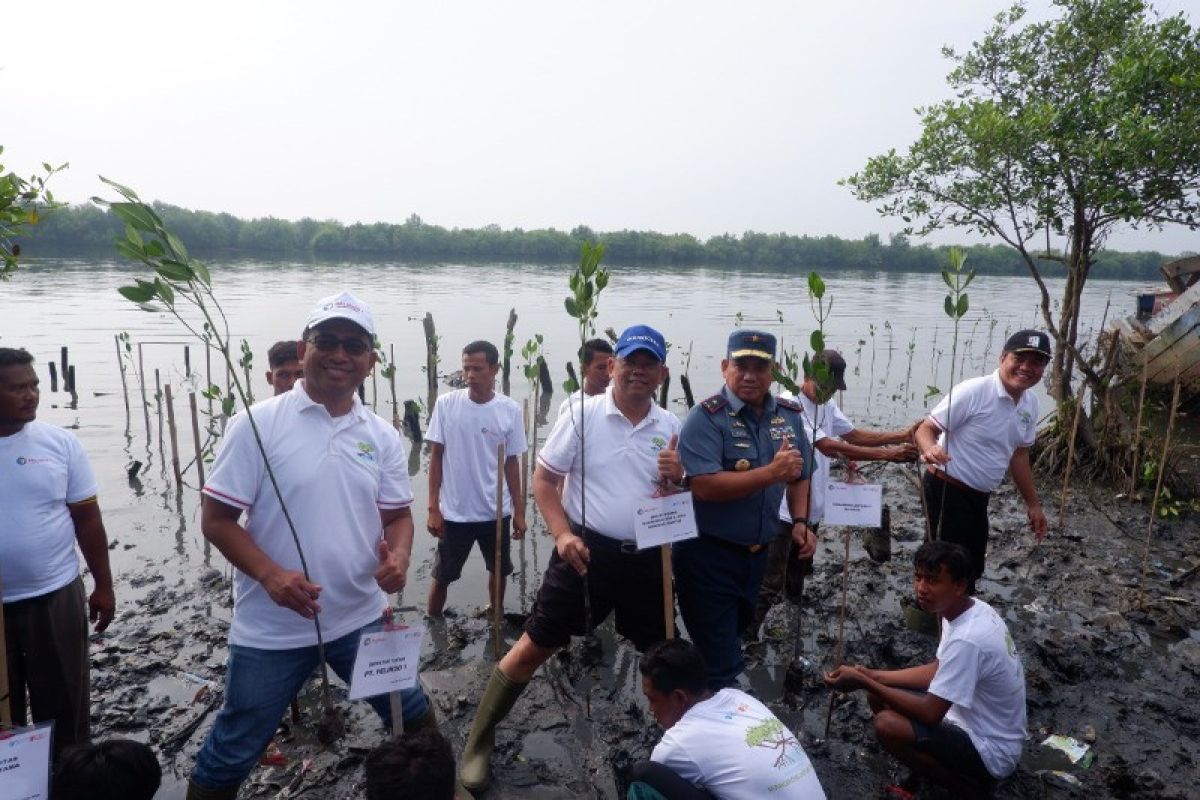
[[701, 394, 728, 414], [776, 397, 803, 413]]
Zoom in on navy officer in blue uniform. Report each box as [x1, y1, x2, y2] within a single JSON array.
[[675, 329, 815, 689]]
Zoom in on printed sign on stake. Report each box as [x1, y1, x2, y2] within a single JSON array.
[[823, 482, 883, 527], [348, 624, 425, 700], [0, 722, 53, 800]]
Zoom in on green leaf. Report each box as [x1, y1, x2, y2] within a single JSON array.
[[110, 202, 159, 233], [941, 270, 954, 289], [155, 259, 193, 282], [807, 271, 826, 298], [165, 232, 189, 260], [944, 296, 954, 317], [155, 279, 175, 306], [114, 239, 145, 262], [118, 283, 157, 303], [192, 260, 212, 287], [957, 294, 969, 317], [810, 330, 824, 352], [565, 297, 579, 318]]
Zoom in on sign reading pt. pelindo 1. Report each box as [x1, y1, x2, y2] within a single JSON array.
[[0, 722, 53, 800], [634, 492, 699, 549], [348, 624, 425, 700], [823, 482, 883, 527]]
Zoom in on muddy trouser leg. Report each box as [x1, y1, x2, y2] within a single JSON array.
[[190, 642, 322, 791], [755, 523, 793, 625], [674, 537, 765, 690], [626, 761, 717, 800]]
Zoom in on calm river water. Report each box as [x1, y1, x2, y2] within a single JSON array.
[[3, 256, 1141, 611]]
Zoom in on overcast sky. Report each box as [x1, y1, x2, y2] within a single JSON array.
[[4, 1, 1197, 254]]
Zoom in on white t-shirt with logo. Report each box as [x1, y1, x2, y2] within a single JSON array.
[[426, 389, 527, 522], [927, 370, 1038, 493], [202, 382, 413, 649], [0, 421, 98, 602], [651, 687, 826, 800], [929, 598, 1027, 778], [776, 391, 854, 525], [537, 388, 681, 542]]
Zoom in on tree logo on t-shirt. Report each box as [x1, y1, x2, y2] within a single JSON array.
[[744, 718, 801, 769], [355, 442, 377, 463]]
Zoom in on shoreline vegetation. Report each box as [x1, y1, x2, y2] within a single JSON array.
[[16, 201, 1189, 278]]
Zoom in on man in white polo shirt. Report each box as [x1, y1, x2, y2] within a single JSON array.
[[915, 330, 1051, 588], [556, 337, 614, 420], [425, 339, 527, 617], [187, 292, 434, 800], [458, 324, 684, 793]]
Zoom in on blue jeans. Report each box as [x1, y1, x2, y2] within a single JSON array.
[[191, 618, 429, 789], [674, 536, 768, 690]]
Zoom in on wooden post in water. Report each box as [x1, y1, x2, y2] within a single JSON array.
[[189, 391, 206, 491], [184, 345, 191, 379], [115, 335, 130, 416], [66, 365, 76, 397], [138, 342, 151, 441], [389, 344, 401, 431], [501, 308, 517, 396], [422, 312, 438, 413], [60, 346, 68, 387], [48, 361, 58, 393], [205, 344, 213, 415], [680, 373, 695, 409], [165, 384, 183, 488], [154, 368, 165, 466], [521, 398, 530, 500], [537, 356, 552, 397], [493, 442, 506, 659]]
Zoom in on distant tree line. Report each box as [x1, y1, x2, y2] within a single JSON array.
[[16, 201, 1184, 279]]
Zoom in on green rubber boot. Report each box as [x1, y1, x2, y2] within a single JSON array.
[[458, 667, 528, 792], [185, 780, 240, 800]]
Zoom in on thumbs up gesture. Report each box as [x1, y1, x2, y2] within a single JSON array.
[[771, 435, 805, 483], [657, 433, 685, 486], [374, 539, 410, 594]]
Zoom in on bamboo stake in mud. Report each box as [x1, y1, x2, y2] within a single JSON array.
[[164, 384, 183, 488], [188, 391, 206, 490], [60, 346, 69, 387], [1057, 377, 1089, 529], [154, 368, 165, 467], [1128, 351, 1150, 496], [115, 334, 130, 416], [825, 528, 853, 737], [138, 342, 151, 442], [1137, 371, 1182, 610], [661, 545, 675, 639], [48, 361, 58, 393], [521, 399, 530, 500], [493, 442, 506, 659], [388, 344, 401, 430]]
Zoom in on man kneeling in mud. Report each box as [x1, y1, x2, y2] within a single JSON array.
[[630, 638, 826, 800], [824, 541, 1026, 797]]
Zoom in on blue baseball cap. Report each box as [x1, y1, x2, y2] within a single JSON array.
[[615, 324, 667, 362], [727, 329, 776, 361]]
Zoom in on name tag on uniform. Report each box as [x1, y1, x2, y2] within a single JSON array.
[[349, 624, 425, 699], [634, 492, 699, 549], [823, 482, 883, 527]]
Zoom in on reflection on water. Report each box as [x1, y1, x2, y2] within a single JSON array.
[[3, 256, 1139, 611]]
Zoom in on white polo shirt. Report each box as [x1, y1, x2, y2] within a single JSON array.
[[927, 369, 1038, 493], [427, 389, 526, 522], [537, 387, 682, 542], [0, 421, 98, 602], [777, 391, 854, 525], [203, 381, 413, 649]]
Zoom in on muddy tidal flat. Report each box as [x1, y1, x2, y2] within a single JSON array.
[[90, 466, 1199, 799]]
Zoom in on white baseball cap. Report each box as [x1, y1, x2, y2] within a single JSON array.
[[304, 291, 376, 336]]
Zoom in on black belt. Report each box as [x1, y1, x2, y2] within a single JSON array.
[[926, 467, 990, 499], [698, 533, 766, 554], [570, 523, 642, 554]]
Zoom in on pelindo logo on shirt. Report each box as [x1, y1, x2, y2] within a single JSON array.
[[15, 456, 52, 466]]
